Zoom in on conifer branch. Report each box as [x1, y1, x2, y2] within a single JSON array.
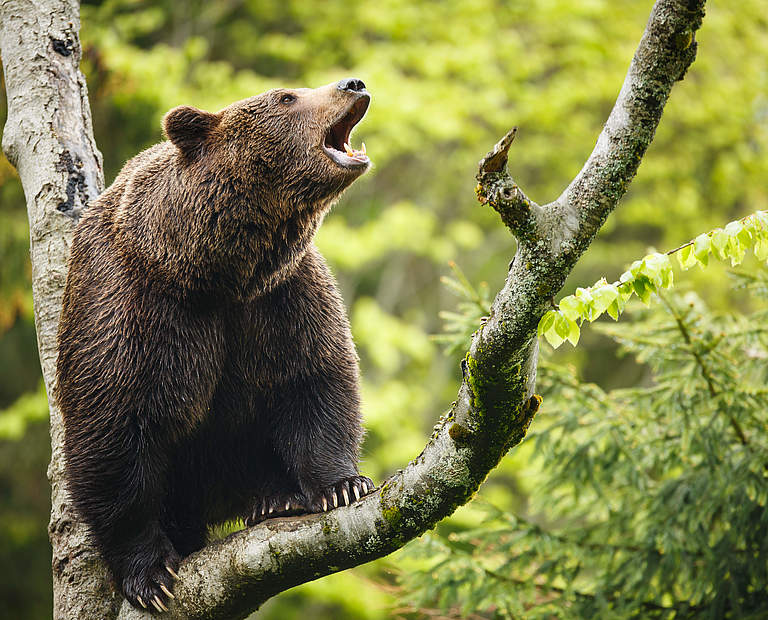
[[659, 293, 750, 446]]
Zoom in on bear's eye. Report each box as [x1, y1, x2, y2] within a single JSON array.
[[280, 93, 297, 105]]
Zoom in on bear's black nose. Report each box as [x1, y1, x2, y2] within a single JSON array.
[[337, 78, 366, 93]]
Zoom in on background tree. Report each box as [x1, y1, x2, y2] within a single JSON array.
[[1, 0, 765, 618]]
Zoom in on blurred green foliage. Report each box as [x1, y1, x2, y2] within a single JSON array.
[[0, 0, 766, 618]]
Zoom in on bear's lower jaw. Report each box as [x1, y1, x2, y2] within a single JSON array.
[[321, 144, 371, 170]]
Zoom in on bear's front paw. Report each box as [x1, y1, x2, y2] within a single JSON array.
[[306, 475, 376, 513], [245, 492, 307, 526], [121, 539, 180, 614]]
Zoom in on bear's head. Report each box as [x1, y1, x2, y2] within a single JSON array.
[[162, 78, 371, 211]]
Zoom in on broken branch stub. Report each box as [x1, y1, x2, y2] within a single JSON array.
[[476, 127, 542, 244]]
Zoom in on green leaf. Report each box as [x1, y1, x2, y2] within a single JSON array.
[[660, 263, 674, 288], [753, 237, 768, 261], [642, 253, 673, 287], [618, 281, 634, 302], [726, 236, 746, 266], [559, 295, 586, 321], [737, 224, 753, 246], [574, 287, 594, 304], [619, 270, 634, 284], [565, 316, 580, 346], [540, 311, 582, 348], [554, 312, 571, 340], [725, 220, 744, 237], [606, 294, 626, 320], [574, 287, 598, 322], [632, 275, 656, 305], [540, 312, 565, 348], [710, 228, 729, 260], [678, 244, 697, 270], [693, 233, 710, 267], [591, 283, 619, 318], [538, 311, 556, 338], [753, 210, 768, 230], [724, 219, 753, 254], [539, 211, 768, 349], [744, 216, 762, 240]]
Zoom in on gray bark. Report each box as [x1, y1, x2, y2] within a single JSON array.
[[0, 0, 705, 618]]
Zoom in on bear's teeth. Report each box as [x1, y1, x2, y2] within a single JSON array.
[[343, 141, 366, 158]]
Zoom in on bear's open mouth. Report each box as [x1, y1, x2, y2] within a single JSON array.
[[322, 95, 370, 169]]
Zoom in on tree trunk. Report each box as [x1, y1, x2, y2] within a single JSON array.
[[0, 0, 705, 618], [0, 1, 112, 618]]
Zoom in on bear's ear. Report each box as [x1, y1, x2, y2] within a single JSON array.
[[163, 106, 220, 157]]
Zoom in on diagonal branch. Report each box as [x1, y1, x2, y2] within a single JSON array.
[[0, 0, 705, 619]]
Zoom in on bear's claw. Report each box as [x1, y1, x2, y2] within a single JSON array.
[[245, 477, 375, 526], [121, 537, 180, 614], [308, 475, 375, 514], [246, 493, 307, 526]]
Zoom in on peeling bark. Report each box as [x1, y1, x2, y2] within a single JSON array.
[[0, 0, 705, 619]]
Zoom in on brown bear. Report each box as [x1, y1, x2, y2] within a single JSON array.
[[56, 78, 375, 613]]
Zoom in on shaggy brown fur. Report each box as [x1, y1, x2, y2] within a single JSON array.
[[57, 78, 374, 613]]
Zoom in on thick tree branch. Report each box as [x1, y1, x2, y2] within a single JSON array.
[[556, 2, 702, 256], [0, 0, 705, 619], [473, 0, 704, 383]]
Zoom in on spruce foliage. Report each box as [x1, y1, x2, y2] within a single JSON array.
[[403, 267, 768, 619]]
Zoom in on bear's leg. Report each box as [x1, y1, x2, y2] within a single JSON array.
[[245, 489, 308, 525], [65, 438, 181, 613], [113, 522, 181, 613], [59, 288, 226, 612], [268, 374, 375, 515], [243, 466, 308, 525]]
